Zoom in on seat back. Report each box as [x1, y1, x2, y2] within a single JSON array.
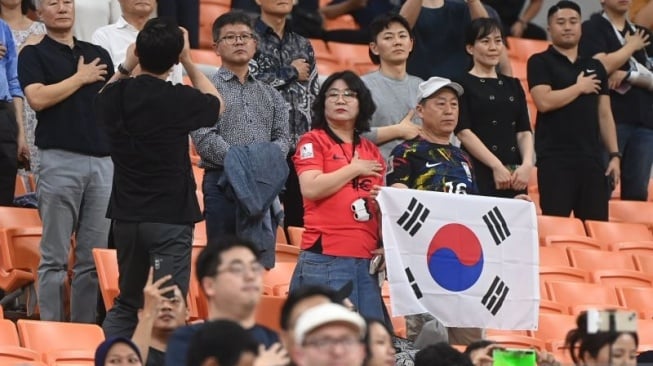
[[539, 246, 570, 266], [16, 320, 105, 356], [263, 262, 296, 296], [0, 207, 40, 228], [506, 37, 550, 62], [275, 243, 300, 263], [534, 313, 576, 343], [585, 221, 653, 246], [537, 216, 585, 244], [547, 282, 620, 313], [591, 270, 653, 287], [254, 295, 285, 333], [198, 3, 230, 49], [92, 248, 119, 311], [609, 241, 653, 256], [286, 226, 305, 247], [619, 287, 653, 319], [0, 346, 42, 365], [608, 200, 653, 227], [634, 254, 653, 274], [543, 235, 606, 251], [0, 319, 19, 346], [568, 248, 636, 271]]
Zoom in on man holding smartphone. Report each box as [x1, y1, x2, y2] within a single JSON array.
[[97, 18, 223, 338]]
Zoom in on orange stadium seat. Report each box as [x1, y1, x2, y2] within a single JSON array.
[[536, 215, 586, 244], [14, 173, 35, 197], [17, 320, 104, 362], [92, 248, 119, 311], [590, 269, 653, 287], [609, 200, 653, 228], [276, 226, 288, 244], [254, 295, 285, 333], [0, 226, 43, 295], [328, 42, 374, 76], [190, 245, 208, 319], [546, 281, 621, 314], [275, 243, 300, 263], [0, 306, 3, 319], [0, 206, 40, 228], [585, 221, 653, 246], [639, 319, 653, 352], [510, 59, 527, 80], [44, 349, 95, 366], [262, 262, 296, 296], [538, 246, 570, 267], [618, 287, 653, 319], [533, 313, 576, 345], [199, 3, 230, 49], [543, 235, 606, 251], [0, 346, 42, 365], [190, 48, 222, 66], [309, 39, 348, 76], [286, 226, 304, 247], [0, 318, 19, 345], [539, 299, 569, 314], [609, 241, 653, 256], [634, 254, 653, 274], [506, 37, 549, 63], [324, 14, 358, 31], [539, 266, 590, 287], [567, 248, 636, 271]]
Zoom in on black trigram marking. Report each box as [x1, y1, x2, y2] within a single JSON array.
[[482, 206, 511, 245], [405, 267, 423, 299], [397, 198, 430, 236], [481, 276, 509, 315]]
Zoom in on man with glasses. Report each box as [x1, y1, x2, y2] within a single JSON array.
[[190, 11, 289, 252], [292, 302, 366, 366], [165, 236, 289, 366]]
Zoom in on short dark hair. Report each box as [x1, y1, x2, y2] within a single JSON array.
[[368, 12, 413, 65], [311, 70, 376, 134], [212, 11, 253, 43], [547, 0, 581, 21], [415, 342, 474, 366], [463, 340, 496, 357], [363, 318, 393, 366], [280, 285, 340, 330], [465, 17, 504, 46], [565, 311, 639, 364], [195, 236, 261, 285], [186, 319, 259, 366], [136, 18, 183, 74]]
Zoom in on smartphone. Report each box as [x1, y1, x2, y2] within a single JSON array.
[[369, 255, 383, 275], [493, 349, 536, 366], [152, 256, 176, 298], [587, 309, 638, 334]]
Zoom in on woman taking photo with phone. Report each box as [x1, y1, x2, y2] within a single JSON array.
[[455, 18, 534, 198], [289, 70, 387, 323]]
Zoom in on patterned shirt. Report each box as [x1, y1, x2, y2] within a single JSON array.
[[190, 67, 290, 169], [386, 137, 478, 194], [251, 18, 319, 150]]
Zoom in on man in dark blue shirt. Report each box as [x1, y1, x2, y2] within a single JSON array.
[[18, 0, 114, 323]]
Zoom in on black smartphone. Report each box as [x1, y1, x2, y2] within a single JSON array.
[[152, 256, 176, 298]]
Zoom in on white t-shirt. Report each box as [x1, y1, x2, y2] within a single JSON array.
[[73, 0, 121, 42], [92, 17, 183, 85]]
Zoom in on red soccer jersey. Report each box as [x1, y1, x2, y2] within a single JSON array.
[[293, 129, 385, 258]]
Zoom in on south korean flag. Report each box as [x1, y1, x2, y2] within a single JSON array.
[[377, 187, 539, 330]]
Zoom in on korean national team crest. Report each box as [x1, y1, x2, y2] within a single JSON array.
[[377, 187, 539, 330]]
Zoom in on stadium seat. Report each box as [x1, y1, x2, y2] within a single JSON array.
[[539, 299, 568, 314], [536, 216, 586, 244], [16, 320, 105, 361], [190, 48, 221, 66], [262, 262, 296, 296], [190, 245, 208, 319], [0, 346, 42, 365], [638, 319, 653, 350], [323, 14, 358, 31], [533, 313, 576, 344], [199, 3, 230, 49], [254, 295, 285, 333], [546, 281, 620, 314], [567, 248, 636, 271], [0, 226, 44, 295], [584, 220, 653, 246], [608, 200, 653, 228], [328, 42, 375, 75], [44, 349, 95, 366], [538, 246, 570, 266], [92, 248, 119, 311], [275, 243, 300, 263], [0, 306, 3, 318], [608, 241, 653, 256], [488, 335, 547, 351], [286, 226, 304, 247], [634, 254, 653, 274], [543, 235, 606, 251], [194, 220, 207, 246], [506, 37, 549, 63], [590, 269, 653, 287], [383, 299, 406, 338], [14, 173, 34, 197], [510, 59, 527, 80], [539, 266, 590, 285], [276, 226, 288, 244], [309, 39, 347, 76], [618, 287, 653, 319], [0, 318, 19, 345], [0, 206, 40, 228]]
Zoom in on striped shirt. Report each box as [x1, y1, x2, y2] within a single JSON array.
[[190, 67, 290, 169]]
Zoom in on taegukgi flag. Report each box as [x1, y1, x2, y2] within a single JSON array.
[[376, 187, 539, 330]]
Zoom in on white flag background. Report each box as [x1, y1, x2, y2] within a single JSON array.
[[377, 187, 539, 330]]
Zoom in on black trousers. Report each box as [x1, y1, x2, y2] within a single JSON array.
[[158, 0, 200, 48], [0, 105, 16, 206], [537, 157, 610, 221], [102, 220, 192, 338]]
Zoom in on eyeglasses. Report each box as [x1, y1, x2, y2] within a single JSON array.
[[217, 33, 255, 45], [304, 336, 362, 351], [217, 262, 265, 277], [326, 89, 358, 102]]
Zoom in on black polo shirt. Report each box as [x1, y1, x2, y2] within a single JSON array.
[[527, 45, 609, 161], [579, 13, 653, 129], [95, 75, 221, 224], [18, 35, 114, 156]]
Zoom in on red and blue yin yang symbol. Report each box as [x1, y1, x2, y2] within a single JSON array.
[[426, 223, 484, 292]]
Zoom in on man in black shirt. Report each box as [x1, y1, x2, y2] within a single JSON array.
[[579, 0, 653, 201], [18, 0, 114, 323], [527, 0, 620, 220], [97, 18, 223, 338]]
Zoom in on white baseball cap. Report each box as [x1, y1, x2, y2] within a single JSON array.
[[417, 76, 464, 102], [294, 303, 367, 345]]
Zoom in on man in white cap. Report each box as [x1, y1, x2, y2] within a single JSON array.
[[292, 302, 366, 366], [386, 76, 484, 346]]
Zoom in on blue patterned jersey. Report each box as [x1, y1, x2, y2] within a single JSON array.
[[386, 137, 478, 194]]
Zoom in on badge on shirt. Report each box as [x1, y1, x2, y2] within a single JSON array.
[[386, 155, 394, 175], [462, 162, 472, 180], [300, 143, 314, 159]]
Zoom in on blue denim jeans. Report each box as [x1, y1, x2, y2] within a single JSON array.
[[289, 251, 386, 322], [202, 170, 237, 243], [617, 124, 653, 201]]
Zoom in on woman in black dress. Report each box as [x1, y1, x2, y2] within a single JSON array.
[[454, 18, 534, 198]]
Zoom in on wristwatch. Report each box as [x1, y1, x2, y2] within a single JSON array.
[[117, 63, 131, 76], [609, 152, 622, 160]]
